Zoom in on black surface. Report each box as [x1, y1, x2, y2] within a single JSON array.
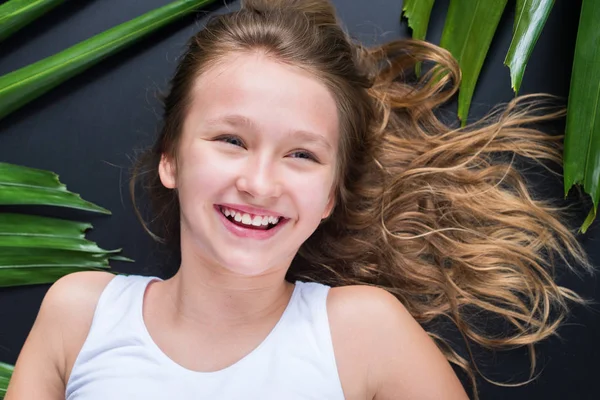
[[0, 0, 598, 399]]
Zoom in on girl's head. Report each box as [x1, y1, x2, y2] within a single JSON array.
[[132, 0, 592, 397], [158, 51, 340, 276], [135, 0, 379, 275]]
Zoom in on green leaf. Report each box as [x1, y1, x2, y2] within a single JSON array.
[[504, 0, 555, 94], [0, 235, 118, 253], [402, 0, 435, 41], [402, 0, 435, 76], [0, 169, 131, 286], [109, 255, 134, 262], [0, 162, 110, 214], [0, 361, 14, 399], [0, 213, 119, 253], [0, 0, 217, 120], [0, 219, 125, 285], [564, 0, 600, 227], [0, 0, 66, 42], [0, 266, 112, 287], [440, 0, 509, 125], [580, 207, 596, 234], [0, 247, 111, 268], [0, 213, 91, 238], [515, 0, 525, 32]]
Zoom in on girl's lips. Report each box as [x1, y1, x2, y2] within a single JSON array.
[[214, 205, 289, 240]]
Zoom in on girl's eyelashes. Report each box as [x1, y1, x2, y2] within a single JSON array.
[[288, 150, 319, 163], [213, 134, 320, 163], [215, 134, 245, 148]]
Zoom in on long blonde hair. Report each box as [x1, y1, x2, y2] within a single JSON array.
[[131, 0, 593, 397]]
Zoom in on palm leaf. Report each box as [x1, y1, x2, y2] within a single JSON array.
[[0, 167, 129, 286], [402, 0, 435, 41], [0, 0, 66, 42], [0, 247, 111, 268], [0, 235, 116, 253], [0, 0, 217, 121], [108, 255, 134, 262], [1, 266, 113, 287], [563, 0, 600, 232], [0, 362, 13, 399], [0, 212, 91, 238], [0, 162, 110, 213], [515, 0, 525, 32], [0, 213, 121, 286], [504, 0, 555, 94], [0, 213, 116, 252], [440, 0, 509, 125], [402, 0, 435, 76]]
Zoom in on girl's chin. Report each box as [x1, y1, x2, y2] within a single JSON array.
[[216, 256, 278, 276]]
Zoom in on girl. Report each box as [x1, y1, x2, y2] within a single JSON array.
[[6, 0, 591, 399]]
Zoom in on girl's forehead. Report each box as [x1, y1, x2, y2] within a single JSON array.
[[185, 53, 340, 143]]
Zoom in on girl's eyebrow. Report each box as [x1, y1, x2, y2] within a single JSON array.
[[204, 114, 256, 129], [204, 113, 332, 150], [287, 130, 332, 150]]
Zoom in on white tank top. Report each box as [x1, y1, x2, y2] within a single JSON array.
[[65, 274, 345, 399]]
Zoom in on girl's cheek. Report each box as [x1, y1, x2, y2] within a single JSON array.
[[294, 173, 335, 210]]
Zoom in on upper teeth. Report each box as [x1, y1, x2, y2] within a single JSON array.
[[221, 207, 280, 227]]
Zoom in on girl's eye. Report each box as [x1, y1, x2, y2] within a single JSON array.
[[216, 135, 245, 148], [289, 150, 319, 163]]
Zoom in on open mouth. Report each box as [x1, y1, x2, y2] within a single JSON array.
[[217, 206, 283, 231]]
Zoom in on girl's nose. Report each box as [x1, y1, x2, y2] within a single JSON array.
[[235, 157, 282, 199]]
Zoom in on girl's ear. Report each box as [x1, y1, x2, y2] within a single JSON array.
[[158, 154, 177, 189], [322, 190, 336, 220]]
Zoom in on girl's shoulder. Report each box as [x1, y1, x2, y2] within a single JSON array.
[[6, 271, 117, 399], [326, 284, 413, 336], [326, 285, 467, 399], [47, 271, 118, 384]]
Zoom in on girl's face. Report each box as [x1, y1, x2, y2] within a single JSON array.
[[159, 52, 339, 277]]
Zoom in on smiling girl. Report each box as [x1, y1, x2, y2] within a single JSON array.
[[6, 1, 591, 399]]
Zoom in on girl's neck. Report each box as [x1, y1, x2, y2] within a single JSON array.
[[160, 260, 295, 330]]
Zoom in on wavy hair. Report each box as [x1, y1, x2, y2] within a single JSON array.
[[130, 0, 593, 397]]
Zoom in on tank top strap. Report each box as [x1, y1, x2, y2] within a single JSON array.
[[274, 280, 343, 394], [296, 280, 338, 354], [292, 280, 331, 325], [81, 274, 160, 350]]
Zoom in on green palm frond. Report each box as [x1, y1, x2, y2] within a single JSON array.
[[403, 0, 599, 230], [0, 362, 14, 399], [439, 0, 508, 126], [563, 0, 600, 232], [0, 163, 127, 287], [0, 0, 217, 120], [0, 0, 66, 42], [0, 162, 110, 214], [504, 0, 555, 94]]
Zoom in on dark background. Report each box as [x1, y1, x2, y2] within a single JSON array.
[[0, 0, 598, 398]]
